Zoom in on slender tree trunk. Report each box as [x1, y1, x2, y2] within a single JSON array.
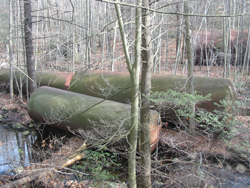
[[174, 2, 183, 75], [232, 0, 236, 29], [16, 0, 23, 100], [129, 1, 141, 186], [140, 0, 153, 187], [234, 18, 240, 85], [112, 21, 118, 71], [242, 25, 250, 76], [19, 0, 28, 94], [184, 0, 195, 132], [227, 20, 231, 77], [165, 31, 168, 71], [227, 1, 232, 77], [223, 17, 228, 77], [204, 17, 210, 76], [9, 0, 13, 98], [115, 0, 142, 187], [101, 33, 106, 70], [181, 39, 186, 75], [114, 1, 141, 187], [24, 0, 37, 94]]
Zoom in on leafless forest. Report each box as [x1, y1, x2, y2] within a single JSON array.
[[1, 0, 249, 77], [1, 0, 250, 187]]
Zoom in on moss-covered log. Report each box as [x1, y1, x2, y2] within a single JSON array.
[[68, 70, 237, 121], [28, 86, 162, 152]]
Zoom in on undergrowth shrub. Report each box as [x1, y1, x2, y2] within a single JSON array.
[[196, 100, 241, 138], [72, 148, 120, 181], [150, 89, 240, 137]]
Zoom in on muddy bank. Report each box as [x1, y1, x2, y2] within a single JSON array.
[[0, 92, 32, 128]]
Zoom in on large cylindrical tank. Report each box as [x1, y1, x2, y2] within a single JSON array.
[[28, 86, 162, 152], [36, 71, 74, 90], [0, 69, 26, 93], [68, 70, 237, 122], [0, 69, 74, 93]]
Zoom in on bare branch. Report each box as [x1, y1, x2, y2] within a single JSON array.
[[97, 0, 250, 17]]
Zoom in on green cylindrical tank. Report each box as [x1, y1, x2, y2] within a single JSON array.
[[37, 71, 74, 90], [0, 69, 74, 93], [68, 70, 237, 121], [28, 86, 162, 152], [0, 69, 26, 93]]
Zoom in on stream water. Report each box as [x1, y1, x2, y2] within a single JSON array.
[[0, 124, 37, 175]]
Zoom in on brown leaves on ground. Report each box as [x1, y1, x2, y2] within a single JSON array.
[[160, 129, 231, 159], [160, 115, 250, 162], [0, 92, 32, 125]]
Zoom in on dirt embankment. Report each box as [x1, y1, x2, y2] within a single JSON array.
[[0, 92, 32, 127]]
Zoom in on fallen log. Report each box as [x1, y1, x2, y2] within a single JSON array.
[[28, 86, 162, 152], [68, 70, 237, 121], [0, 169, 53, 188], [0, 143, 87, 188]]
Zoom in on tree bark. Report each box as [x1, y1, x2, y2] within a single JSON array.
[[184, 0, 195, 132], [24, 0, 37, 94], [140, 0, 153, 187]]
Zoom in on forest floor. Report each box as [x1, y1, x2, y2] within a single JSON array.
[[0, 65, 250, 187]]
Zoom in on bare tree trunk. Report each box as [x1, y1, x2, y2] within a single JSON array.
[[227, 1, 232, 77], [227, 20, 231, 77], [19, 0, 28, 95], [129, 1, 141, 186], [165, 30, 168, 71], [204, 17, 210, 76], [112, 21, 118, 71], [140, 0, 153, 187], [16, 0, 23, 100], [184, 0, 195, 132], [234, 18, 240, 84], [24, 0, 37, 94], [174, 2, 183, 75], [9, 0, 13, 98], [232, 0, 236, 29], [101, 33, 106, 70], [115, 0, 141, 187], [223, 17, 228, 77]]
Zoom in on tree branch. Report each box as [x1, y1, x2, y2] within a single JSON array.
[[97, 0, 250, 17]]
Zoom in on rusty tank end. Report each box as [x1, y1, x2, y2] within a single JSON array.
[[37, 71, 74, 90], [28, 86, 162, 153]]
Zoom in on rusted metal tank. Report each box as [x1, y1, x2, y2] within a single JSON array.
[[28, 86, 162, 152], [68, 70, 237, 122], [37, 71, 74, 90]]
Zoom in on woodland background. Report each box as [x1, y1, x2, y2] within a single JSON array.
[[0, 0, 250, 188], [1, 0, 250, 78]]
